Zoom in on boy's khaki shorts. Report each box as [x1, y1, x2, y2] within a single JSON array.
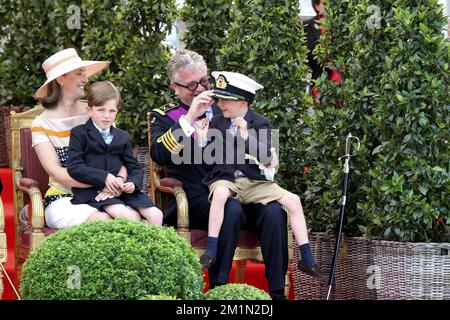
[[209, 177, 291, 205]]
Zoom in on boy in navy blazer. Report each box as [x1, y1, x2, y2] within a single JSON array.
[[195, 72, 326, 280], [67, 81, 162, 225]]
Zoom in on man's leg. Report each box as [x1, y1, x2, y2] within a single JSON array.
[[243, 201, 288, 294]]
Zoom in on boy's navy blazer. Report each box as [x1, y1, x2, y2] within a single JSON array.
[[68, 118, 143, 204], [202, 109, 273, 186]]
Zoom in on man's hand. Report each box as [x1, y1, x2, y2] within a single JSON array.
[[233, 117, 248, 141], [122, 182, 135, 194], [104, 173, 124, 194], [184, 90, 215, 124]]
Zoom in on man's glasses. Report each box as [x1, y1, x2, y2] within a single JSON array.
[[174, 76, 210, 91]]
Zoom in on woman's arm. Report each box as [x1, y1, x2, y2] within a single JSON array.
[[34, 141, 92, 188]]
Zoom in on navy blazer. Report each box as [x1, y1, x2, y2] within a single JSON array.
[[202, 109, 273, 186], [68, 118, 143, 204]]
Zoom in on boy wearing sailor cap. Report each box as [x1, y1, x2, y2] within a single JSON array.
[[195, 71, 326, 280]]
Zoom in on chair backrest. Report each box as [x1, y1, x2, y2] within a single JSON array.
[[10, 105, 45, 215], [20, 128, 49, 195]]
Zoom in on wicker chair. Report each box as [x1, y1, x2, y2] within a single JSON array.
[[9, 105, 60, 285], [147, 112, 292, 295]]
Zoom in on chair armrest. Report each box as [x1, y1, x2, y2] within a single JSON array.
[[17, 175, 45, 231], [160, 178, 183, 189], [153, 172, 189, 231]]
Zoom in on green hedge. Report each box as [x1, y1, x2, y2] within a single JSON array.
[[181, 0, 233, 72], [305, 0, 449, 242], [218, 0, 313, 194], [205, 283, 271, 300], [20, 219, 203, 300]]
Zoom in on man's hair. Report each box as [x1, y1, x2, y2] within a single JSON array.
[[87, 81, 121, 109], [166, 49, 207, 83]]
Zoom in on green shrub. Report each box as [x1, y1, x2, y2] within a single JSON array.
[[140, 295, 179, 300], [218, 0, 313, 193], [205, 284, 271, 300], [20, 219, 203, 300], [82, 0, 177, 146], [305, 0, 449, 241], [180, 0, 234, 71], [0, 0, 82, 106]]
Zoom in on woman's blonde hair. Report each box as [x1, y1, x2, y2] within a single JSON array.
[[87, 81, 121, 108]]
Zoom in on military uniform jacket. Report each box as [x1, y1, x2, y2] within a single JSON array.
[[149, 100, 219, 198], [68, 118, 144, 204], [202, 109, 273, 186]]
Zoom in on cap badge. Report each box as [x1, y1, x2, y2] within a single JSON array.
[[216, 75, 228, 89]]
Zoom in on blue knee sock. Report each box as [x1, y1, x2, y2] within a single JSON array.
[[299, 243, 316, 267], [205, 237, 218, 257]]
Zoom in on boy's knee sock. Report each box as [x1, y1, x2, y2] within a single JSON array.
[[204, 237, 218, 257], [299, 243, 316, 267]]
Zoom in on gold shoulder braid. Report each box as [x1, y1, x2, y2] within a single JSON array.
[[152, 102, 180, 116]]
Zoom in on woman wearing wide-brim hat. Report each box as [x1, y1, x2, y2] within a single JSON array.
[[31, 48, 128, 228]]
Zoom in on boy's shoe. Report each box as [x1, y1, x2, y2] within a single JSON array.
[[200, 253, 216, 269], [298, 260, 327, 281]]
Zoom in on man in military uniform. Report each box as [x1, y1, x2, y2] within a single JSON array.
[[149, 49, 289, 300]]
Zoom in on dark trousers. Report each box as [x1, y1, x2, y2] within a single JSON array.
[[185, 193, 288, 292]]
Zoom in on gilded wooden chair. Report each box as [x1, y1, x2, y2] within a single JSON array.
[[0, 194, 6, 298], [9, 105, 58, 283], [147, 112, 292, 295]]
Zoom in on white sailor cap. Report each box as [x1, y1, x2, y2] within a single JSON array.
[[212, 71, 263, 103]]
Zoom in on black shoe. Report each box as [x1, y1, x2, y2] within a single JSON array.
[[200, 253, 216, 269], [270, 292, 287, 300], [298, 260, 327, 280]]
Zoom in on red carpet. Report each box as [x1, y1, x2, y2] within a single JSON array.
[[0, 167, 293, 300], [1, 168, 16, 300]]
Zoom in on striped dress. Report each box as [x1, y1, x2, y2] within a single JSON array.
[[31, 113, 95, 228]]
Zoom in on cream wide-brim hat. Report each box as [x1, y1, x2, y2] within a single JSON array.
[[34, 48, 110, 100]]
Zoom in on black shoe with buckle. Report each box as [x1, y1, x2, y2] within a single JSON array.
[[298, 260, 327, 280], [200, 253, 216, 269]]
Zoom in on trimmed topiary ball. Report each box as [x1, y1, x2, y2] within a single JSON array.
[[205, 284, 271, 300], [140, 295, 179, 300], [20, 219, 203, 299]]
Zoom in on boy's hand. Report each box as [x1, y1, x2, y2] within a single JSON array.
[[122, 182, 135, 194], [105, 173, 124, 194], [194, 118, 209, 146], [233, 117, 248, 141]]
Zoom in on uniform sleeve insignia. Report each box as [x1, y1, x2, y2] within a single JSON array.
[[153, 102, 180, 116]]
